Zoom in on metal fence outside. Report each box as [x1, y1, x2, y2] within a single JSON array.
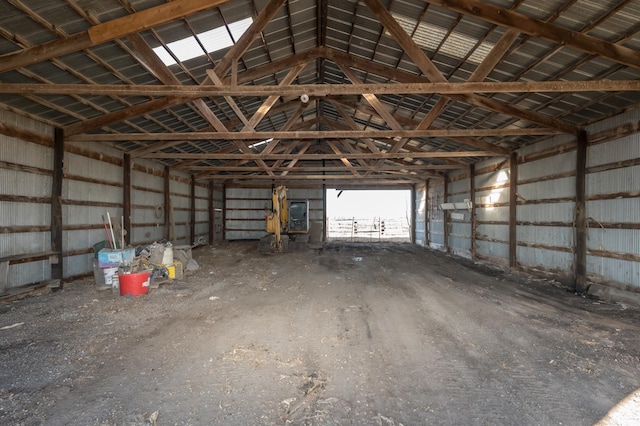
[[326, 217, 411, 242]]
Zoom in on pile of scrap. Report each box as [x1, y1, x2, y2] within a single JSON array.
[[93, 241, 199, 293]]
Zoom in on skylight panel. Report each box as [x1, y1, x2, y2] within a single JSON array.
[[152, 17, 253, 66], [391, 13, 494, 64]]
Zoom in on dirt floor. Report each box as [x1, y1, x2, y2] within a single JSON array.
[[0, 241, 639, 425]]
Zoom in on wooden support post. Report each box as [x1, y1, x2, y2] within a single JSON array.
[[51, 128, 64, 287], [575, 130, 588, 293], [322, 184, 327, 243], [222, 183, 227, 241], [410, 184, 416, 244], [190, 175, 196, 245], [443, 175, 449, 253], [470, 164, 477, 260], [208, 181, 215, 244], [425, 179, 430, 247], [164, 166, 171, 241], [509, 152, 518, 269], [123, 153, 131, 246]]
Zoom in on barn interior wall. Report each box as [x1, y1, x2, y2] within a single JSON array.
[[414, 183, 427, 247], [426, 181, 445, 251], [0, 110, 221, 291], [0, 110, 54, 288], [584, 109, 640, 289], [447, 170, 472, 259], [421, 111, 640, 290], [224, 185, 325, 241]]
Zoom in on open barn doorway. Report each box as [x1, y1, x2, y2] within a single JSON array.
[[326, 189, 411, 242]]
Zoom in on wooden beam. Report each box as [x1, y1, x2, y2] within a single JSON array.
[[68, 128, 558, 142], [362, 0, 580, 133], [189, 164, 465, 172], [210, 0, 287, 80], [205, 173, 425, 181], [4, 80, 637, 97], [423, 0, 640, 70], [509, 152, 518, 269], [411, 185, 417, 244], [424, 179, 430, 247], [208, 181, 215, 243], [575, 130, 588, 293], [51, 128, 64, 286], [222, 184, 227, 241], [164, 166, 171, 241], [418, 29, 521, 137], [141, 151, 499, 160], [470, 164, 477, 260], [0, 0, 232, 73], [63, 0, 285, 136], [443, 175, 449, 253], [123, 153, 131, 246], [0, 121, 53, 146], [190, 175, 196, 246]]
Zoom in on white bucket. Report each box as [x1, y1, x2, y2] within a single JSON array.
[[103, 267, 119, 286], [162, 246, 174, 265]]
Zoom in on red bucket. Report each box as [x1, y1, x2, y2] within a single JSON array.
[[118, 272, 151, 296]]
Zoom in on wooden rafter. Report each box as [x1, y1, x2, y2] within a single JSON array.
[[0, 0, 233, 73], [361, 0, 580, 134], [423, 0, 640, 70]]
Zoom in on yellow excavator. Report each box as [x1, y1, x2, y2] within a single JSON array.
[[261, 185, 309, 252]]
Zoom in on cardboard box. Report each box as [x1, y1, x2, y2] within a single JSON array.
[[98, 248, 135, 268]]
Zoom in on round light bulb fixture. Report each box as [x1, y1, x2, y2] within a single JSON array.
[[300, 94, 309, 103]]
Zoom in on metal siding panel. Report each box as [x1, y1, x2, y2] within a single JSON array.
[[587, 166, 640, 196], [587, 228, 640, 256], [517, 203, 575, 223], [588, 257, 640, 287], [518, 246, 574, 271], [518, 226, 573, 247], [477, 223, 509, 241], [65, 152, 122, 185], [476, 239, 508, 259], [225, 187, 270, 240], [586, 198, 640, 223], [586, 108, 640, 134], [476, 205, 509, 222], [8, 261, 50, 288], [448, 177, 469, 194], [582, 111, 640, 288], [518, 152, 576, 181], [518, 177, 575, 201], [588, 133, 640, 168]]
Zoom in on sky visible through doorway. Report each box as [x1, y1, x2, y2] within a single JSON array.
[[326, 189, 411, 220]]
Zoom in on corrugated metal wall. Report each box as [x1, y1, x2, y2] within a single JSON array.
[[585, 109, 640, 288], [474, 158, 510, 264], [515, 135, 577, 273], [131, 160, 166, 245], [415, 183, 427, 247], [224, 185, 324, 241], [0, 110, 53, 287], [0, 111, 220, 291], [168, 172, 192, 245], [427, 180, 445, 251], [448, 170, 472, 259], [64, 144, 123, 278], [3, 108, 639, 290]]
